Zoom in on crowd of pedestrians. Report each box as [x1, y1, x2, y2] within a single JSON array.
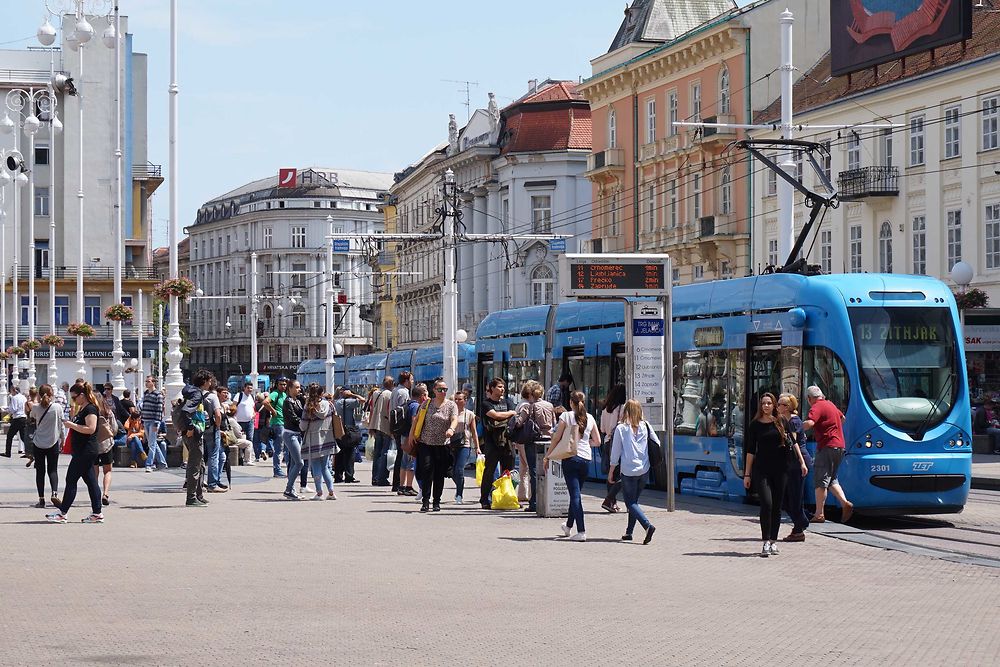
[[0, 366, 845, 550]]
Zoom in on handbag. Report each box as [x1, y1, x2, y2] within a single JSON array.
[[332, 411, 345, 439], [643, 421, 663, 468], [96, 414, 116, 443], [549, 418, 578, 461], [61, 431, 72, 455], [412, 401, 430, 441]]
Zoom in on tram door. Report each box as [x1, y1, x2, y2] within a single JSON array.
[[476, 352, 494, 422], [746, 334, 783, 423]]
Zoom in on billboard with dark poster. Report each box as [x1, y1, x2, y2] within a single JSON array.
[[831, 0, 973, 77]]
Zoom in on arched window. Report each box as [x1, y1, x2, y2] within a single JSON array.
[[878, 221, 893, 273], [531, 264, 555, 306], [720, 166, 732, 215], [608, 108, 617, 149], [719, 66, 731, 115]]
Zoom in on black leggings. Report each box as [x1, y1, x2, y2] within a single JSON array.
[[34, 446, 60, 498], [59, 452, 103, 516], [756, 469, 788, 541], [418, 443, 451, 505]]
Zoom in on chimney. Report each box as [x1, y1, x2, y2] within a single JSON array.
[[528, 79, 538, 94]]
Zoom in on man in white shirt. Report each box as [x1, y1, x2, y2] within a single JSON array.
[[3, 385, 28, 458], [234, 382, 257, 461]]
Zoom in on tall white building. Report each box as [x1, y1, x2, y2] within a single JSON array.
[[393, 82, 592, 345], [185, 167, 392, 382], [0, 14, 159, 388]]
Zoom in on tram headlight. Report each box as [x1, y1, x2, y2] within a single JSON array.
[[864, 440, 872, 448], [875, 440, 883, 448], [955, 438, 964, 448]]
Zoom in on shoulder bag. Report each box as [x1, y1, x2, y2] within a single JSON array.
[[643, 421, 663, 468], [97, 412, 116, 454], [548, 415, 578, 461], [24, 405, 52, 449], [332, 405, 346, 440]]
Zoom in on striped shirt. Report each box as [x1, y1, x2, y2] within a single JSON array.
[[140, 389, 165, 423]]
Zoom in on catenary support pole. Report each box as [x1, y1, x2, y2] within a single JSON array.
[[164, 0, 184, 402], [776, 9, 796, 263]]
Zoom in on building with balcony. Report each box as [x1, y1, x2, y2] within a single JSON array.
[[185, 167, 392, 383], [750, 9, 1000, 395], [392, 82, 592, 346], [0, 14, 160, 387], [578, 0, 830, 284]]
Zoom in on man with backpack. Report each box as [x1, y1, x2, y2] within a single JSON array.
[[333, 387, 363, 483], [177, 369, 214, 507], [389, 371, 413, 492]]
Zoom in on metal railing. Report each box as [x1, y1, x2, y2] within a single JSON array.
[[11, 266, 161, 280], [1, 322, 157, 340], [837, 166, 899, 200], [133, 162, 163, 180]]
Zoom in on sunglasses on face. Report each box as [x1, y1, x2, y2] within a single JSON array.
[[435, 387, 448, 392]]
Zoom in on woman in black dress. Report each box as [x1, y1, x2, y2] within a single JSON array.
[[743, 393, 789, 557]]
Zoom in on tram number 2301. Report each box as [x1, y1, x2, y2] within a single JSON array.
[[870, 464, 891, 473]]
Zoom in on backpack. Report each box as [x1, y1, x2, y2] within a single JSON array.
[[171, 398, 189, 435], [393, 398, 418, 438], [507, 402, 541, 445]]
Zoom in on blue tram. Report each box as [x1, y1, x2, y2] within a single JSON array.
[[474, 273, 971, 516]]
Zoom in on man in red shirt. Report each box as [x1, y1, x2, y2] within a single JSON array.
[[802, 385, 854, 523]]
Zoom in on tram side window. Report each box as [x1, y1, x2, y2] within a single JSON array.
[[802, 347, 850, 414], [673, 350, 729, 436], [728, 349, 745, 439], [507, 361, 543, 404]]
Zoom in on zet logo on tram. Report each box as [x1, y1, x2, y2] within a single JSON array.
[[912, 462, 935, 472]]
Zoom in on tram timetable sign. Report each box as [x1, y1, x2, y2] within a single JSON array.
[[559, 254, 670, 298]]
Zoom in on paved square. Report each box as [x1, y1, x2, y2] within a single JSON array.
[[1, 459, 999, 666]]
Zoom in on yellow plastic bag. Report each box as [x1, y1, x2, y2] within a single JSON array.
[[491, 473, 520, 510], [475, 454, 486, 486]]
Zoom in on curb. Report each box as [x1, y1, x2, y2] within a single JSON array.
[[971, 477, 1000, 491]]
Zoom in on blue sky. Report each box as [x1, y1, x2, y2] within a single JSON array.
[[0, 0, 636, 246]]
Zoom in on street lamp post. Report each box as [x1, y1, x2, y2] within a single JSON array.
[[164, 0, 184, 401], [0, 164, 10, 407], [157, 302, 164, 390], [136, 288, 143, 388], [250, 251, 258, 391], [441, 169, 459, 394], [325, 215, 335, 394]]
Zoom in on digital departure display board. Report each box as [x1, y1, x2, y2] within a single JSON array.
[[560, 254, 671, 298]]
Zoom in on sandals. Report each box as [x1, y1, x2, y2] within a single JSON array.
[[601, 499, 618, 513], [810, 514, 826, 523]]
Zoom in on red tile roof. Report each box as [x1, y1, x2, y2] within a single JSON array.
[[756, 11, 1000, 123], [500, 81, 592, 154]]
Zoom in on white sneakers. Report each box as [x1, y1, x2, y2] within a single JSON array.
[[560, 523, 571, 537], [569, 532, 587, 542], [760, 541, 780, 557]]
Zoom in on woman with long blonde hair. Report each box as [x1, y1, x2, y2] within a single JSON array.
[[545, 391, 600, 542], [744, 392, 791, 557], [608, 399, 660, 544]]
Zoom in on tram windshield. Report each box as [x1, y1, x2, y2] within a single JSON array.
[[849, 307, 958, 434]]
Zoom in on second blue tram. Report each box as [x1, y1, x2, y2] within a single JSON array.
[[474, 272, 971, 516]]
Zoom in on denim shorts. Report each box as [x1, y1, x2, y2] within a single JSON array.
[[813, 446, 845, 489], [401, 452, 417, 471]]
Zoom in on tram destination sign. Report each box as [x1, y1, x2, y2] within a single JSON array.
[[559, 254, 671, 298]]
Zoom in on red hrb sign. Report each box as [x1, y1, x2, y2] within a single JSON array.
[[278, 168, 297, 188]]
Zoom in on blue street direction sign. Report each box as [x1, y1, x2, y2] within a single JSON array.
[[333, 239, 350, 252], [549, 238, 566, 253]]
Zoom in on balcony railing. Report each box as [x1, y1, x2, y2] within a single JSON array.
[[701, 115, 737, 141], [133, 162, 163, 180], [11, 266, 161, 280], [837, 166, 899, 200], [1, 322, 158, 340], [587, 148, 625, 172]]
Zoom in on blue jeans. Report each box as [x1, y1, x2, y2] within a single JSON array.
[[310, 454, 334, 494], [207, 428, 222, 488], [452, 446, 471, 498], [562, 455, 589, 533], [144, 422, 166, 469], [127, 436, 145, 465], [525, 441, 542, 510], [283, 430, 303, 494], [621, 473, 651, 535], [270, 424, 286, 475], [372, 431, 391, 485]]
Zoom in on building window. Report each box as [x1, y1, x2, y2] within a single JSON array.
[[531, 195, 552, 233], [820, 230, 832, 274], [55, 295, 70, 326], [646, 98, 656, 144], [766, 165, 777, 196], [291, 305, 306, 329], [668, 91, 678, 136], [987, 205, 1000, 270], [719, 66, 730, 115], [264, 263, 273, 289], [263, 227, 272, 249], [880, 129, 893, 167], [878, 221, 893, 273], [384, 321, 393, 348], [720, 167, 731, 215], [290, 344, 308, 362], [531, 265, 555, 305], [672, 267, 680, 285], [291, 226, 307, 249], [693, 265, 704, 281], [912, 215, 926, 275], [85, 295, 101, 326], [944, 105, 961, 159], [34, 145, 49, 165], [20, 296, 37, 327], [850, 225, 862, 273], [32, 186, 48, 217], [767, 238, 778, 267], [983, 96, 999, 151], [692, 174, 701, 222], [909, 115, 925, 166], [691, 83, 701, 121], [645, 183, 656, 232], [608, 193, 619, 237], [847, 133, 861, 171], [947, 209, 962, 270], [668, 180, 677, 228], [291, 262, 306, 288], [608, 108, 617, 149], [794, 150, 804, 183]]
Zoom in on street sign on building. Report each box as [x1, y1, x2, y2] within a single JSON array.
[[333, 239, 350, 253], [549, 238, 566, 253]]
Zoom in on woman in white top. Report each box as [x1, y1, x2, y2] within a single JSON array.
[[544, 391, 600, 542], [450, 391, 480, 504], [29, 384, 65, 508], [599, 383, 626, 513], [609, 399, 659, 545]]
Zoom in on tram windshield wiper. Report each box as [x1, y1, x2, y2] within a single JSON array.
[[911, 372, 955, 441]]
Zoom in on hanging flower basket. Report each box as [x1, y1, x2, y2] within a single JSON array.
[[43, 334, 65, 348], [7, 346, 25, 356], [20, 339, 40, 351], [0, 352, 9, 361], [105, 303, 135, 322], [67, 322, 96, 337], [154, 277, 196, 300], [955, 288, 989, 310]]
